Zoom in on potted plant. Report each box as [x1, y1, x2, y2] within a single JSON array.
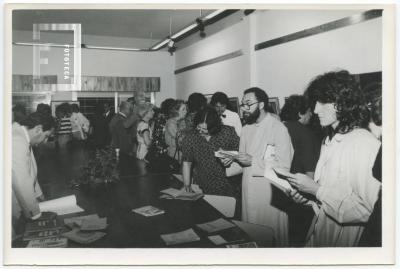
[[70, 147, 119, 192]]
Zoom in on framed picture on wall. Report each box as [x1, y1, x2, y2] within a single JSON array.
[[51, 101, 79, 117], [268, 97, 280, 115]]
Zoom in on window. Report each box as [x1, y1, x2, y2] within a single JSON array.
[[78, 97, 115, 120]]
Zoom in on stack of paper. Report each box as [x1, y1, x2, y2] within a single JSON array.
[[27, 237, 68, 248], [160, 228, 200, 246], [64, 214, 107, 230], [39, 195, 84, 215], [62, 228, 106, 244], [23, 214, 64, 242], [226, 241, 258, 248], [196, 218, 236, 233], [132, 205, 165, 217], [160, 186, 203, 201]]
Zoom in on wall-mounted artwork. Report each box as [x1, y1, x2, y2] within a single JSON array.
[[82, 76, 160, 92], [12, 75, 57, 92], [268, 97, 280, 115]]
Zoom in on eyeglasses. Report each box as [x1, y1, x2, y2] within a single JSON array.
[[240, 101, 260, 110]]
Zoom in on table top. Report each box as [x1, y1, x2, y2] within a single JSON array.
[[13, 144, 274, 248]]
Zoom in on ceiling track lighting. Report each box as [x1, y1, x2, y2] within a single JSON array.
[[14, 10, 239, 53]]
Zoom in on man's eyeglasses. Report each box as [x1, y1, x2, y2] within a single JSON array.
[[240, 101, 260, 110]]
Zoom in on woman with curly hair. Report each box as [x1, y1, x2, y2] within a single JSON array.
[[286, 70, 381, 247]]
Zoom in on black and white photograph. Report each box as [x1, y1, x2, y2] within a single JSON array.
[[3, 2, 396, 267]]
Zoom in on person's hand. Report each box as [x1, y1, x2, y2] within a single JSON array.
[[287, 173, 320, 196], [287, 189, 309, 204], [37, 194, 45, 202], [235, 152, 252, 167], [183, 185, 194, 193], [219, 157, 233, 167]]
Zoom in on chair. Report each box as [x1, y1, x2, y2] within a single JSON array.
[[203, 195, 236, 218]]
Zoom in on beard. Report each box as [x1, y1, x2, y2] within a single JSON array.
[[243, 107, 260, 125]]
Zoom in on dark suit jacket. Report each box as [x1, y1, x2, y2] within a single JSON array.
[[109, 113, 134, 155]]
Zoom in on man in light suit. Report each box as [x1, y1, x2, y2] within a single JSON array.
[[12, 112, 55, 227]]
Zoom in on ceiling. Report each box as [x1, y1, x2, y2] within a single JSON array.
[[12, 9, 216, 40]]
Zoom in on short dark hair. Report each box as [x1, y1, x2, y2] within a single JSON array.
[[20, 112, 56, 131], [210, 92, 229, 107], [193, 106, 222, 136], [70, 103, 80, 113], [306, 70, 369, 133], [280, 95, 309, 122], [364, 82, 382, 126], [160, 98, 176, 116], [36, 103, 51, 116], [187, 93, 207, 113], [243, 87, 270, 112], [13, 103, 27, 124]]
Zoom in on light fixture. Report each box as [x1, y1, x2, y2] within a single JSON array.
[[196, 18, 206, 38], [204, 9, 225, 20], [13, 41, 75, 48], [151, 39, 170, 50], [83, 44, 142, 51], [167, 39, 176, 55], [170, 23, 197, 39]]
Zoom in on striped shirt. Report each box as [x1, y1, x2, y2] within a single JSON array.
[[58, 117, 72, 135]]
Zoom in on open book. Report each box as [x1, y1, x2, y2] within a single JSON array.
[[39, 195, 84, 216], [160, 185, 203, 201]]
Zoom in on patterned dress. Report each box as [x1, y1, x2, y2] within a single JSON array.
[[181, 125, 239, 196]]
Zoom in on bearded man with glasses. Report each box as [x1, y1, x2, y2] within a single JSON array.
[[219, 87, 294, 247]]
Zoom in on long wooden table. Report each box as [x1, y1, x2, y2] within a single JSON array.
[[13, 143, 275, 248]]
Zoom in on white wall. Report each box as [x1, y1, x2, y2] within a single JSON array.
[[175, 16, 251, 100], [12, 31, 175, 106], [174, 9, 382, 107], [253, 10, 382, 106]]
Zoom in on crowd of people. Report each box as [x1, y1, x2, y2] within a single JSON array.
[[12, 69, 382, 247]]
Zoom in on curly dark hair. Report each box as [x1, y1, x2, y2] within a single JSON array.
[[306, 70, 369, 134], [280, 95, 309, 122], [187, 93, 207, 113], [193, 106, 222, 136]]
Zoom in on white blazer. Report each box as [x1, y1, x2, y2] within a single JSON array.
[[12, 123, 43, 220]]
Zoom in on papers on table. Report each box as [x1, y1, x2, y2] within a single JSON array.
[[207, 235, 227, 245], [196, 218, 236, 233], [264, 166, 294, 192], [26, 237, 68, 248], [160, 228, 200, 246], [62, 228, 106, 244], [64, 214, 101, 229], [39, 195, 84, 215], [226, 241, 258, 248], [62, 214, 108, 245], [160, 186, 203, 201], [132, 205, 165, 217]]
